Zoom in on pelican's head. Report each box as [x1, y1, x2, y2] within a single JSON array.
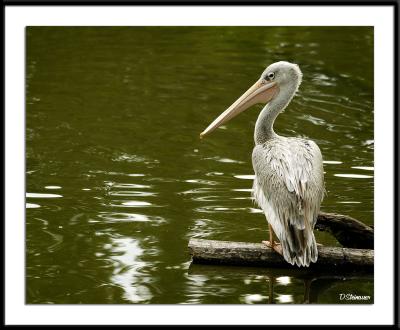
[[261, 61, 302, 90], [200, 61, 302, 138]]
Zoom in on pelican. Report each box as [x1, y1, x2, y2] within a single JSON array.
[[200, 61, 324, 267]]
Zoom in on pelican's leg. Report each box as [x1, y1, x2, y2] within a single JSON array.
[[261, 223, 275, 246], [262, 224, 283, 255]]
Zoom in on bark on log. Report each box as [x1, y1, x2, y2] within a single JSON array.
[[188, 239, 373, 271], [316, 212, 373, 249]]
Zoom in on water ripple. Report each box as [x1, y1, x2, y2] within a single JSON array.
[[185, 179, 220, 185], [26, 193, 63, 198], [98, 212, 165, 224], [205, 172, 224, 177], [232, 188, 253, 192], [298, 114, 326, 126], [311, 73, 337, 86], [337, 201, 361, 204], [351, 166, 374, 171], [180, 187, 227, 195], [195, 205, 258, 214], [334, 173, 373, 179], [304, 95, 368, 112], [90, 170, 145, 177], [26, 203, 41, 208], [43, 230, 63, 252], [192, 195, 225, 202], [109, 201, 154, 208], [323, 160, 342, 165], [112, 152, 159, 165], [105, 182, 152, 189], [234, 175, 255, 180], [109, 191, 157, 197], [204, 156, 244, 164]]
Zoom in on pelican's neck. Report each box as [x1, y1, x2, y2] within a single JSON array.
[[254, 83, 298, 145]]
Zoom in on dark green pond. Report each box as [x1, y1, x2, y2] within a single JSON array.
[[26, 27, 373, 304]]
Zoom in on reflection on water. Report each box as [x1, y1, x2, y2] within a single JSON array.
[[323, 160, 342, 165], [352, 166, 374, 171], [26, 203, 41, 209], [234, 175, 256, 180], [26, 26, 373, 304], [276, 276, 291, 286], [107, 237, 152, 303], [204, 156, 245, 164], [334, 174, 373, 179], [276, 294, 293, 304], [188, 264, 373, 304], [26, 192, 63, 198], [242, 294, 267, 304], [111, 200, 153, 208], [98, 212, 165, 224]]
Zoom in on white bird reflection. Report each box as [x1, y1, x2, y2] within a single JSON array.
[[107, 237, 152, 303]]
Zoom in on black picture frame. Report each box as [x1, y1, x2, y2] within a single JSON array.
[[3, 0, 399, 327]]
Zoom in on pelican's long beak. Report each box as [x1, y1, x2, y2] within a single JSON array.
[[200, 79, 278, 138]]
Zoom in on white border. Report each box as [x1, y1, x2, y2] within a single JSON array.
[[5, 5, 394, 325]]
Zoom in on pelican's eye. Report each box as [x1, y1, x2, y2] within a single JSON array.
[[267, 72, 275, 80]]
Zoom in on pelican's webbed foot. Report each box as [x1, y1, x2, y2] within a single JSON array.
[[262, 240, 283, 255]]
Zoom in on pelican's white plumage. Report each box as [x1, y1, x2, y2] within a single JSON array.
[[201, 61, 325, 267], [252, 137, 324, 266]]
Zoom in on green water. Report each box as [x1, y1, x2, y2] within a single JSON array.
[[26, 27, 374, 304]]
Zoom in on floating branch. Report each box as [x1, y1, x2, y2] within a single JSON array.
[[188, 239, 373, 271], [315, 212, 373, 249]]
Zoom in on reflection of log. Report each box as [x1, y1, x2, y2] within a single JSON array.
[[188, 263, 373, 304], [316, 212, 373, 249], [188, 239, 373, 271], [188, 263, 373, 279]]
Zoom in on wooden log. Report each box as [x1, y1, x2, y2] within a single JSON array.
[[315, 212, 373, 249], [188, 239, 374, 271]]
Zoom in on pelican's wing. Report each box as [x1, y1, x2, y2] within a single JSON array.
[[251, 137, 325, 266]]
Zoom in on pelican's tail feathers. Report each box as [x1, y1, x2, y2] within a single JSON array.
[[278, 223, 318, 267]]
